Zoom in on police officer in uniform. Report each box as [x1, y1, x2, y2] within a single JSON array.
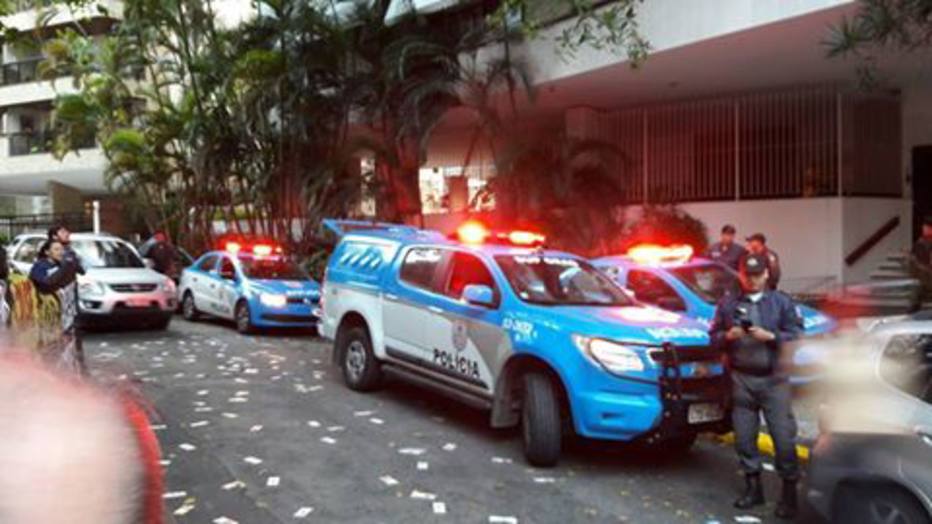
[[744, 233, 781, 290], [710, 254, 802, 520], [706, 224, 747, 271]]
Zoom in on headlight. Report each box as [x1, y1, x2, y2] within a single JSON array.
[[573, 335, 646, 373], [160, 278, 176, 293], [78, 280, 106, 297], [259, 293, 287, 308]]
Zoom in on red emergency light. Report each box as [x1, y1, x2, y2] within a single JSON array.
[[454, 221, 546, 247], [225, 241, 242, 254], [224, 240, 283, 257], [626, 243, 693, 267]]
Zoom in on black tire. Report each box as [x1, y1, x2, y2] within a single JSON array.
[[339, 325, 382, 391], [235, 300, 254, 334], [182, 292, 199, 321], [522, 372, 562, 467], [835, 485, 930, 524]]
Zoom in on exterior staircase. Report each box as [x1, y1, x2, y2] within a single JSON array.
[[828, 252, 927, 315]]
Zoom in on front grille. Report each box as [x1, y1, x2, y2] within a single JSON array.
[[286, 296, 318, 305], [261, 313, 316, 323], [649, 345, 721, 364], [110, 283, 158, 293]]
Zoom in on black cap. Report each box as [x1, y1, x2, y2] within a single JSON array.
[[742, 254, 769, 276], [746, 233, 766, 244], [721, 224, 736, 234], [47, 224, 65, 239]]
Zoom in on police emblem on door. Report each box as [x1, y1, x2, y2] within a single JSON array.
[[452, 320, 468, 352]]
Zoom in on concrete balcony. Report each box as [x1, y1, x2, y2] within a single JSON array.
[[1, 0, 122, 31], [0, 134, 106, 194]]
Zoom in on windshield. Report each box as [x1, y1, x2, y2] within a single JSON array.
[[669, 263, 739, 304], [72, 239, 144, 269], [239, 256, 309, 281], [495, 254, 632, 306]]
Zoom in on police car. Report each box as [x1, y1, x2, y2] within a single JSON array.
[[592, 245, 838, 383], [319, 220, 729, 467], [178, 241, 320, 333]]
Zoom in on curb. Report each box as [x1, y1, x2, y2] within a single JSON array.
[[715, 432, 812, 462]]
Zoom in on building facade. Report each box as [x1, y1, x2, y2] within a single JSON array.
[[416, 0, 932, 293]]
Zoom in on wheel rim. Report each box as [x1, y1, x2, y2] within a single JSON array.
[[345, 340, 366, 383], [237, 304, 249, 331], [868, 500, 909, 524], [183, 295, 194, 318]]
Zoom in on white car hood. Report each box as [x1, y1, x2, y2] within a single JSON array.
[[82, 267, 167, 284]]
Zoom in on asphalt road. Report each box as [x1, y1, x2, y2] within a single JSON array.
[[83, 318, 824, 524]]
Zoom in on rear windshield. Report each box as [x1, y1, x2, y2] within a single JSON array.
[[495, 254, 632, 306], [72, 239, 144, 269], [239, 256, 309, 280]]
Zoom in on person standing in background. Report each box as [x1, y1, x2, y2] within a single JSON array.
[[744, 233, 782, 290], [706, 224, 747, 271], [28, 239, 82, 373]]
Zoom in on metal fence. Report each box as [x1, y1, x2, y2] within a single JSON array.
[[0, 212, 92, 243], [581, 85, 901, 204]]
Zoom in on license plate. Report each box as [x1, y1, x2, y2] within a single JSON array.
[[688, 403, 724, 424], [126, 298, 151, 308]]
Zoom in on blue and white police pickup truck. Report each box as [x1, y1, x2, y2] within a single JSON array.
[[592, 245, 837, 384], [178, 241, 320, 334], [319, 220, 729, 466]]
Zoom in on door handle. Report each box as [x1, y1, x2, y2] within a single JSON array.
[[917, 426, 932, 447], [428, 306, 443, 314], [385, 293, 399, 301]]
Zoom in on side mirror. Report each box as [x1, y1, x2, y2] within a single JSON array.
[[463, 284, 495, 308], [144, 258, 155, 270], [657, 296, 686, 312], [219, 268, 236, 280]]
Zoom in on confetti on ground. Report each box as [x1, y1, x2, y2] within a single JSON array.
[[491, 457, 513, 464], [761, 463, 775, 472], [194, 407, 214, 413], [179, 443, 197, 451], [222, 412, 239, 419], [369, 418, 384, 425], [221, 480, 246, 491], [189, 420, 209, 428], [235, 390, 250, 397], [294, 507, 314, 518], [250, 425, 263, 433], [267, 476, 280, 487], [533, 477, 556, 484], [442, 443, 457, 452], [173, 499, 196, 516], [379, 476, 399, 487], [320, 437, 337, 445], [734, 517, 761, 524], [163, 491, 187, 499], [489, 517, 518, 524], [410, 490, 437, 501], [228, 397, 248, 403], [159, 460, 171, 467], [399, 448, 426, 456], [151, 424, 167, 431], [307, 385, 323, 392], [307, 420, 321, 428], [213, 517, 238, 524], [243, 456, 263, 465], [433, 502, 447, 515], [327, 426, 345, 432], [197, 390, 209, 396], [354, 410, 374, 417], [417, 461, 429, 471]]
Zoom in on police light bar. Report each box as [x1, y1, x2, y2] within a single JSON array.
[[225, 241, 242, 254], [454, 221, 546, 247], [224, 241, 283, 257], [626, 244, 693, 266]]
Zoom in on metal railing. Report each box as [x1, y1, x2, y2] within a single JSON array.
[[0, 58, 42, 87], [7, 131, 96, 156], [0, 212, 92, 242]]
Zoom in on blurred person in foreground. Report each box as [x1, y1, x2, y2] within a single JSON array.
[[48, 224, 85, 276], [0, 341, 163, 524], [23, 239, 83, 372], [909, 215, 932, 311], [710, 254, 803, 519]]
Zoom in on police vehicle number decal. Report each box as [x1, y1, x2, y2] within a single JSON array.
[[433, 349, 481, 380], [503, 316, 536, 343], [645, 327, 708, 340]]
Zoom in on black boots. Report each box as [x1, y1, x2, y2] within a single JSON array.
[[734, 473, 765, 509], [775, 479, 798, 520]]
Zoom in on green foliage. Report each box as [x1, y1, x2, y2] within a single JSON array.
[[826, 0, 932, 85]]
